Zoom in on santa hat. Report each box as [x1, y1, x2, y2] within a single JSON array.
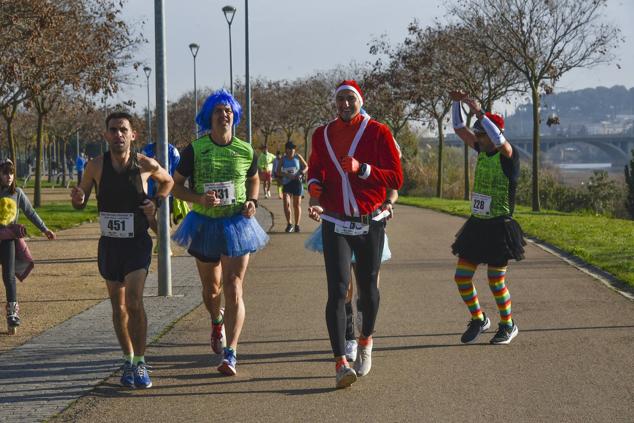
[[473, 112, 505, 133], [335, 80, 364, 106]]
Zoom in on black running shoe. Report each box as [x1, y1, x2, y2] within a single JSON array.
[[490, 322, 519, 345], [285, 224, 294, 233], [460, 313, 491, 344], [294, 225, 300, 233]]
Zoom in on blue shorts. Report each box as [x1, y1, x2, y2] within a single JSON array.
[[282, 179, 303, 196]]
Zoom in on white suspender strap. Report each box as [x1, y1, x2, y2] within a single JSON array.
[[323, 115, 370, 217]]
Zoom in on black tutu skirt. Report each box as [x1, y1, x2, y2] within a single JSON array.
[[451, 215, 526, 264]]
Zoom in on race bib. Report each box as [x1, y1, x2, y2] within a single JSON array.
[[100, 212, 134, 238], [282, 166, 297, 175], [204, 181, 236, 206], [471, 192, 492, 216], [334, 221, 369, 236]]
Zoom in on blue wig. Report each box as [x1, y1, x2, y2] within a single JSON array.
[[195, 89, 242, 133]]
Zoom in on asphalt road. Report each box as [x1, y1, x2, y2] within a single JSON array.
[[52, 197, 634, 423]]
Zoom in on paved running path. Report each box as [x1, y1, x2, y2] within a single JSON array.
[[3, 197, 634, 422], [0, 209, 271, 423]]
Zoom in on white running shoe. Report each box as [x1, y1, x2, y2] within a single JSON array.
[[354, 340, 373, 377], [335, 365, 357, 389], [345, 339, 358, 362]]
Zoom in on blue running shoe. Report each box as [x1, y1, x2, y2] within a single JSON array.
[[120, 361, 135, 388], [134, 362, 152, 388], [217, 348, 237, 376]]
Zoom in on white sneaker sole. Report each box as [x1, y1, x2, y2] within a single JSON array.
[[336, 369, 357, 389], [490, 325, 519, 345]]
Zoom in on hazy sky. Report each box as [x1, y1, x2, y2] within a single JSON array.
[[115, 0, 634, 112]]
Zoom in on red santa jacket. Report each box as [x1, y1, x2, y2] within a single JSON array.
[[307, 114, 403, 216]]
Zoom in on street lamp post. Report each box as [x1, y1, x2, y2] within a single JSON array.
[[245, 0, 251, 143], [222, 5, 236, 95], [143, 66, 152, 143], [188, 43, 199, 138], [153, 0, 171, 296]]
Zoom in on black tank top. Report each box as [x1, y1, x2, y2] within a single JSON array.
[[97, 152, 149, 235]]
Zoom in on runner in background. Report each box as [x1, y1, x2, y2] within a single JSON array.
[[257, 144, 275, 198], [277, 141, 308, 233]]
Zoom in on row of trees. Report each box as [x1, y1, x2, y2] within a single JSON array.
[[233, 0, 621, 211], [0, 0, 141, 206], [1, 0, 621, 213]]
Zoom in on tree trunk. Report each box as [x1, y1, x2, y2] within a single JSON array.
[[2, 104, 18, 165], [531, 85, 541, 212], [463, 114, 473, 200], [61, 138, 67, 186], [47, 138, 53, 183], [303, 128, 310, 159], [436, 117, 444, 198], [35, 113, 44, 208]]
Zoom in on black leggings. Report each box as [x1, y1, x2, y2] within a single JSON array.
[[322, 220, 384, 357], [1, 240, 16, 302]]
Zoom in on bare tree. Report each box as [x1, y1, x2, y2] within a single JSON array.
[[19, 0, 142, 206], [251, 79, 282, 148], [452, 0, 622, 211], [292, 75, 332, 158], [395, 23, 456, 197], [433, 21, 527, 199]]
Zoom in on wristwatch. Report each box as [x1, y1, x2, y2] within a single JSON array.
[[153, 196, 164, 209], [359, 163, 368, 176]]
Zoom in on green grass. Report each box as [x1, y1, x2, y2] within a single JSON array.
[[400, 196, 634, 288], [21, 179, 77, 189], [18, 201, 97, 236]]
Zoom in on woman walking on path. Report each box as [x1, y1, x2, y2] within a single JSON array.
[[0, 159, 56, 335]]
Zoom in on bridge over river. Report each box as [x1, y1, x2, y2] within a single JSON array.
[[439, 134, 634, 167]]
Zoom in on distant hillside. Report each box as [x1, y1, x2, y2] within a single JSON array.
[[505, 85, 634, 137]]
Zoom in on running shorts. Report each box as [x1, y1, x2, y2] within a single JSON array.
[[98, 232, 152, 282]]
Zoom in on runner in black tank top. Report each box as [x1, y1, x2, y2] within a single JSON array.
[[70, 112, 174, 390], [98, 151, 149, 235], [97, 151, 152, 283]]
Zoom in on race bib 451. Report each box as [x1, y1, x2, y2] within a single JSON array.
[[100, 212, 134, 238]]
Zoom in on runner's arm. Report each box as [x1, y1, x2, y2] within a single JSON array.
[[17, 188, 53, 238], [297, 153, 309, 177], [172, 171, 203, 204], [138, 154, 174, 199], [70, 157, 97, 209], [356, 126, 402, 190]]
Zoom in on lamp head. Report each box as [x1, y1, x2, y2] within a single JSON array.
[[222, 5, 236, 25], [143, 66, 151, 78], [189, 43, 200, 57]]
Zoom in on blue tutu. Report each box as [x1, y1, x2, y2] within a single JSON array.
[[304, 224, 391, 263], [172, 211, 269, 257]]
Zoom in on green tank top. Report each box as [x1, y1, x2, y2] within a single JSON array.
[[472, 150, 511, 219], [191, 135, 254, 218]]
